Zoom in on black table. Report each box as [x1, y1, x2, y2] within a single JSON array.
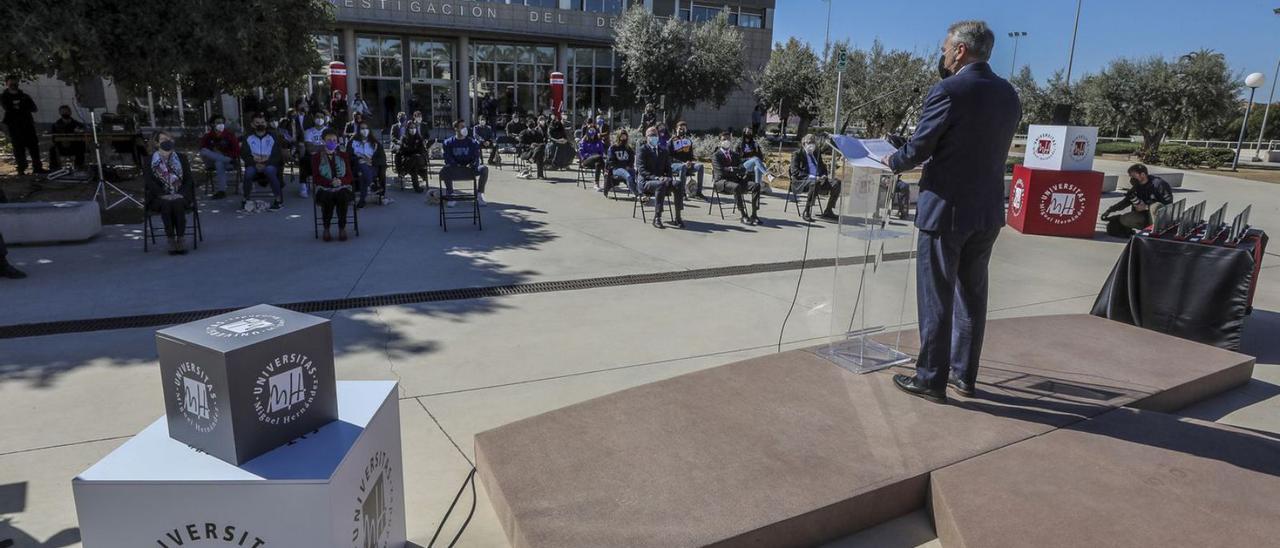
[[1092, 230, 1268, 351]]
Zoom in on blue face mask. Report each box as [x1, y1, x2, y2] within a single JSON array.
[[648, 136, 659, 147], [325, 141, 339, 153]]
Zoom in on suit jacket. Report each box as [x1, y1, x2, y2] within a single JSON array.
[[636, 143, 672, 181], [711, 148, 747, 183], [788, 149, 827, 180], [889, 62, 1021, 233]]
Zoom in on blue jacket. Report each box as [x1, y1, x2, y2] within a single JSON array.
[[889, 62, 1021, 233], [442, 136, 481, 167]]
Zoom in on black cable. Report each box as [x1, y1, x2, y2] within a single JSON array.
[[777, 202, 816, 353], [428, 467, 477, 548]]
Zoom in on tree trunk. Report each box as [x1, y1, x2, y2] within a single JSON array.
[[779, 107, 789, 140], [796, 117, 811, 142]]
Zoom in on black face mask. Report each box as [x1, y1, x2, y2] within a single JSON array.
[[159, 140, 175, 152], [938, 55, 953, 80], [60, 113, 71, 119]]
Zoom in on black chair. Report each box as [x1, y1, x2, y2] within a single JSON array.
[[707, 180, 743, 220], [312, 190, 360, 239], [201, 157, 242, 197], [631, 182, 675, 223], [605, 172, 635, 201], [576, 157, 602, 189], [494, 135, 519, 169], [437, 165, 482, 231], [143, 199, 203, 252], [242, 168, 279, 202]]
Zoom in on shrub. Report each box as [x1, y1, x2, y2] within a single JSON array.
[[1142, 144, 1236, 169], [1095, 141, 1139, 155]]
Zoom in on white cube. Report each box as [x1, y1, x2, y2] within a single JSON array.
[[1023, 125, 1098, 172], [73, 381, 406, 548]]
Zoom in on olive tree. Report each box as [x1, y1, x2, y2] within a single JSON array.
[[754, 38, 822, 140]]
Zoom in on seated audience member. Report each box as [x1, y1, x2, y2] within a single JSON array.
[[636, 126, 684, 229], [343, 112, 366, 143], [291, 105, 312, 197], [440, 119, 489, 207], [198, 115, 240, 199], [737, 127, 775, 187], [668, 120, 705, 200], [240, 113, 285, 210], [389, 111, 408, 181], [473, 116, 500, 165], [641, 103, 657, 131], [712, 130, 762, 225], [505, 114, 527, 140], [400, 122, 430, 193], [1101, 163, 1174, 237], [312, 129, 354, 242], [346, 121, 383, 208], [49, 105, 87, 170], [300, 111, 328, 198], [145, 130, 197, 254], [275, 112, 294, 149], [788, 134, 839, 222], [602, 129, 635, 196], [0, 228, 24, 279], [545, 116, 573, 170], [578, 127, 607, 187], [594, 114, 611, 145], [517, 116, 549, 179]]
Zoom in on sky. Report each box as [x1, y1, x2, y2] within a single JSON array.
[[772, 0, 1280, 96]]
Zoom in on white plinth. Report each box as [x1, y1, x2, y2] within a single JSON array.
[[1023, 125, 1098, 172], [73, 381, 406, 548]]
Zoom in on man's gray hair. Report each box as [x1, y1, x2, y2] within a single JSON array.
[[948, 20, 995, 62], [802, 133, 818, 145]]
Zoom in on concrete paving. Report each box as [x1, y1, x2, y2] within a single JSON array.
[[0, 159, 1277, 547]]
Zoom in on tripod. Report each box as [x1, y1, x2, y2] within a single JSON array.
[[89, 110, 143, 210]]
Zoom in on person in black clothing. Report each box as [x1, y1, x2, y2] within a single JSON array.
[[601, 128, 635, 196], [1101, 163, 1174, 237], [1, 77, 44, 175], [789, 134, 839, 221], [145, 131, 197, 254], [636, 126, 684, 229], [383, 93, 398, 128], [505, 114, 527, 138], [0, 229, 25, 279], [473, 116, 500, 165], [712, 130, 762, 225], [49, 105, 87, 170], [545, 117, 573, 170], [517, 116, 549, 179], [399, 122, 431, 192]]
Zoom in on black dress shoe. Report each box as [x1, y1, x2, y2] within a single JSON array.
[[1, 262, 28, 279], [818, 211, 839, 221], [212, 191, 227, 199], [671, 218, 685, 228], [893, 374, 946, 404], [652, 218, 665, 229], [947, 378, 975, 397]]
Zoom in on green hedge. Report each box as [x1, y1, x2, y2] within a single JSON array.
[[1095, 141, 1140, 155], [1140, 144, 1236, 169]]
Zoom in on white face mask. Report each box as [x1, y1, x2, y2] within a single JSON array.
[[214, 123, 225, 132], [360, 128, 370, 137], [459, 127, 468, 138], [805, 144, 816, 154], [315, 118, 325, 126], [720, 140, 731, 149], [409, 128, 418, 134]]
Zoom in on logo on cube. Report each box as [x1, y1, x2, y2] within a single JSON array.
[[269, 367, 307, 413]]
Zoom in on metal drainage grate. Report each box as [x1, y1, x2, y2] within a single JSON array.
[[0, 251, 914, 339]]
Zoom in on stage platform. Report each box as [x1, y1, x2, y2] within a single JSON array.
[[931, 408, 1280, 548], [474, 315, 1255, 548]]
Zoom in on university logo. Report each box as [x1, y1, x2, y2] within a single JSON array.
[[174, 362, 219, 434], [252, 353, 319, 426], [1070, 135, 1090, 161], [1010, 178, 1026, 216], [205, 314, 285, 338], [1033, 133, 1057, 160], [352, 450, 397, 548], [1038, 182, 1087, 225], [154, 522, 266, 547]]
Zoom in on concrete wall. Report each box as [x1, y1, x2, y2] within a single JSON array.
[[18, 76, 122, 128]]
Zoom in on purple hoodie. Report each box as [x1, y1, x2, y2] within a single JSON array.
[[579, 139, 606, 159]]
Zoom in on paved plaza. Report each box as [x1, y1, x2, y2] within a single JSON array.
[[0, 158, 1277, 547]]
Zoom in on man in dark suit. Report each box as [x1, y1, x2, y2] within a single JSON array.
[[789, 134, 840, 222], [882, 20, 1021, 403], [636, 126, 683, 229], [711, 130, 762, 225]]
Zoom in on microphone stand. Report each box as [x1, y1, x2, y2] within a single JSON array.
[[89, 110, 144, 210]]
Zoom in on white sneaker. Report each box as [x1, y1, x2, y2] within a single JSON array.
[[299, 186, 310, 198], [477, 194, 487, 206], [446, 200, 457, 208], [382, 196, 395, 205]]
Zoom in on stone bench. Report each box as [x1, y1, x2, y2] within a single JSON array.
[[0, 201, 102, 244], [1152, 172, 1183, 188]]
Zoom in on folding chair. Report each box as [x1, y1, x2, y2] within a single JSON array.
[[312, 191, 360, 239], [201, 157, 242, 197], [143, 200, 203, 252], [437, 166, 482, 232], [631, 183, 675, 223], [707, 180, 742, 220]]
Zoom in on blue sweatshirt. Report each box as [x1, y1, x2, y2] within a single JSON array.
[[442, 136, 480, 167]]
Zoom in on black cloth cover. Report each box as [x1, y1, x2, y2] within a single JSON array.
[[1091, 231, 1267, 352]]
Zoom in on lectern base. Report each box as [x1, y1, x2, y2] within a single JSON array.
[[812, 336, 912, 374]]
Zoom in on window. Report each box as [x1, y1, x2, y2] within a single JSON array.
[[410, 40, 454, 82], [581, 0, 626, 13], [357, 35, 403, 79], [679, 4, 728, 23], [567, 47, 617, 123], [314, 33, 345, 66], [521, 0, 558, 7], [738, 9, 763, 29], [678, 5, 766, 29], [472, 43, 557, 119]]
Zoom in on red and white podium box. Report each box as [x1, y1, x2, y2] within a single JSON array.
[[1023, 125, 1098, 172], [1007, 164, 1103, 238]]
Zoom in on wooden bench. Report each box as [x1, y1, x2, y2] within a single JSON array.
[[0, 201, 102, 244]]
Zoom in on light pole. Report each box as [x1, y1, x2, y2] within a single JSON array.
[[1064, 0, 1082, 86], [822, 0, 833, 61], [1251, 7, 1280, 161], [1233, 72, 1266, 170], [1007, 31, 1028, 78]]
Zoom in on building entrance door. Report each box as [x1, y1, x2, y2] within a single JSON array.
[[410, 81, 456, 140], [359, 79, 401, 130]]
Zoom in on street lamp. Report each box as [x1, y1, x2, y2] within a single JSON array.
[[822, 0, 833, 62], [1233, 72, 1266, 170], [1007, 31, 1028, 78], [1250, 7, 1280, 162]]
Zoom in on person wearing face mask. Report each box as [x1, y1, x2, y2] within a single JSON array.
[[145, 130, 196, 254], [1100, 163, 1173, 237], [879, 20, 1021, 404], [346, 122, 384, 208], [330, 89, 349, 133], [789, 134, 839, 222], [473, 116, 500, 165], [300, 111, 329, 199], [49, 105, 87, 170], [712, 130, 761, 225], [198, 115, 241, 199], [667, 121, 705, 201], [1, 76, 44, 176], [517, 117, 548, 179], [400, 122, 430, 192], [505, 114, 527, 140], [440, 119, 488, 206], [736, 127, 775, 188], [239, 112, 285, 210], [640, 103, 657, 133], [343, 112, 366, 144], [602, 129, 635, 196], [545, 116, 574, 170], [389, 112, 409, 184], [312, 129, 355, 241], [636, 126, 684, 229], [578, 126, 607, 188], [594, 115, 611, 145]]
